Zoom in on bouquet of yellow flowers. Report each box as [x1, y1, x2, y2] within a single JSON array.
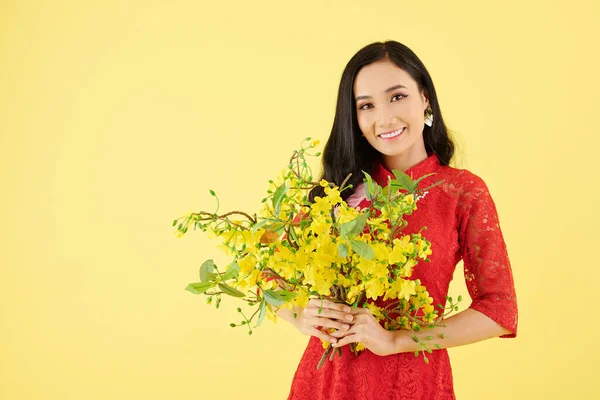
[[174, 138, 461, 369]]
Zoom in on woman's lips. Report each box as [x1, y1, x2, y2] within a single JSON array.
[[379, 127, 405, 140]]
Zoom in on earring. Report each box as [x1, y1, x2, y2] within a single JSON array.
[[424, 106, 433, 127]]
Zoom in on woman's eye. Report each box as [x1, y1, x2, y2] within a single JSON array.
[[358, 94, 407, 110]]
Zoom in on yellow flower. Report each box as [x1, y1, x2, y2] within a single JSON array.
[[364, 302, 384, 319], [389, 235, 414, 265], [356, 258, 377, 276], [371, 242, 390, 263], [415, 237, 432, 259], [384, 278, 417, 301], [309, 216, 331, 236], [235, 269, 262, 292], [324, 186, 343, 205], [346, 284, 364, 304], [238, 255, 257, 275], [335, 204, 359, 224], [389, 246, 407, 265], [313, 241, 338, 268], [396, 316, 410, 329], [400, 258, 418, 277], [292, 289, 310, 309], [268, 256, 295, 280], [364, 278, 385, 299], [337, 273, 353, 287], [303, 264, 336, 296], [311, 196, 332, 216]]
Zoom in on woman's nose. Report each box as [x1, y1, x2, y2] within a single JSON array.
[[378, 115, 397, 128], [377, 105, 397, 128]]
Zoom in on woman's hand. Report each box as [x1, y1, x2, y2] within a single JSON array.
[[330, 306, 397, 356], [292, 298, 355, 344]]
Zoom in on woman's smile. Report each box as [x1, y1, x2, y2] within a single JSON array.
[[379, 127, 405, 140]]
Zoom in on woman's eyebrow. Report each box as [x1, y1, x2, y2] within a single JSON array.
[[355, 84, 408, 101]]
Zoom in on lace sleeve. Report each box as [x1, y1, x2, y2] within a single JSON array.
[[458, 174, 518, 338]]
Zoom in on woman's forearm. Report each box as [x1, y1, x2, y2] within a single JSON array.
[[275, 304, 302, 327], [392, 308, 512, 354]]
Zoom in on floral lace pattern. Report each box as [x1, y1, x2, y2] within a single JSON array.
[[287, 154, 518, 399]]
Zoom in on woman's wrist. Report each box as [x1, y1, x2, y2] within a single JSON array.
[[389, 329, 411, 355], [275, 304, 302, 328]]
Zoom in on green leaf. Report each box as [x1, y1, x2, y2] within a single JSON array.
[[221, 261, 240, 281], [218, 282, 246, 298], [263, 289, 297, 307], [337, 242, 349, 258], [390, 169, 416, 192], [268, 222, 286, 234], [289, 225, 298, 242], [200, 259, 216, 282], [263, 289, 285, 306], [272, 183, 289, 216], [185, 281, 214, 294], [362, 171, 376, 200], [251, 219, 270, 233], [340, 212, 368, 239], [412, 173, 436, 189], [256, 299, 267, 327], [349, 240, 374, 260], [457, 295, 463, 302], [276, 290, 298, 302]]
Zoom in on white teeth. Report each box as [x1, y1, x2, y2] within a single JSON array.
[[380, 128, 404, 139]]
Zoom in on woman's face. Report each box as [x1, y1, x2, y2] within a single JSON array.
[[353, 58, 430, 169]]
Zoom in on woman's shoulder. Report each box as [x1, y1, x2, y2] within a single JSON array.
[[433, 164, 490, 199]]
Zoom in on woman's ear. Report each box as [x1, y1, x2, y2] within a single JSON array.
[[421, 91, 430, 111]]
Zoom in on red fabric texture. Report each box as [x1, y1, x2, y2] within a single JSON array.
[[286, 153, 518, 399]]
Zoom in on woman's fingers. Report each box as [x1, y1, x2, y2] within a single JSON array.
[[309, 327, 338, 344], [307, 298, 352, 314], [307, 309, 354, 323], [306, 300, 354, 322], [309, 316, 351, 332], [331, 332, 359, 347], [330, 326, 354, 338]]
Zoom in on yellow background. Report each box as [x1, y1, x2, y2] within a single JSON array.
[[1, 0, 598, 398]]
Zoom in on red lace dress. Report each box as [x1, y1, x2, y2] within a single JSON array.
[[286, 153, 518, 400]]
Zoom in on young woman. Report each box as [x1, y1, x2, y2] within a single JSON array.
[[276, 40, 518, 400]]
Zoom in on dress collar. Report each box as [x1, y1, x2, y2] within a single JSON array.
[[372, 153, 441, 187]]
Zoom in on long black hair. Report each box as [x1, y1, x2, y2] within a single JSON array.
[[308, 40, 456, 203]]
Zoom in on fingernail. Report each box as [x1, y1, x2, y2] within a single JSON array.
[[331, 338, 337, 343], [345, 315, 353, 321], [343, 324, 349, 330]]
